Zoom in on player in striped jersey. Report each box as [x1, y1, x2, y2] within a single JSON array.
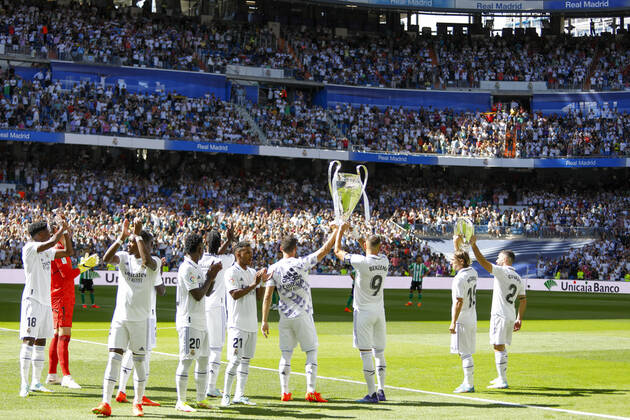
[[406, 257, 428, 307], [449, 236, 478, 393]]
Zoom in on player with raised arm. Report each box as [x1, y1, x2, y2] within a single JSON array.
[[174, 233, 222, 413], [19, 219, 73, 397], [449, 236, 478, 393], [92, 218, 165, 417], [116, 252, 165, 407], [470, 235, 527, 389], [47, 224, 98, 390], [199, 227, 235, 398], [221, 241, 269, 407], [261, 226, 338, 403], [334, 222, 389, 403]]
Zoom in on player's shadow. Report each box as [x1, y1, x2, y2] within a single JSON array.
[[502, 386, 628, 398], [211, 406, 356, 418], [387, 400, 560, 409]]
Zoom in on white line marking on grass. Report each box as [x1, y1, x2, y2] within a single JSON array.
[[1, 327, 627, 420]]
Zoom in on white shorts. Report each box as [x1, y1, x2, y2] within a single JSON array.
[[227, 327, 257, 360], [353, 308, 386, 350], [278, 314, 318, 352], [148, 317, 157, 350], [205, 305, 227, 349], [489, 315, 513, 346], [108, 319, 149, 354], [450, 322, 476, 355], [178, 326, 210, 360], [20, 298, 54, 340]]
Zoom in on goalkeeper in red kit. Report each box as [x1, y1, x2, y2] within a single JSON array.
[[46, 229, 99, 389]]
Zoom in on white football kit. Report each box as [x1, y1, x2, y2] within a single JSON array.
[[489, 264, 526, 346], [176, 256, 210, 359], [225, 264, 259, 359], [267, 253, 319, 352], [344, 253, 389, 350], [20, 242, 56, 340], [200, 253, 235, 349], [450, 266, 478, 355], [108, 252, 162, 354]]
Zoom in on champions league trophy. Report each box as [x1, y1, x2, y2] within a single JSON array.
[[454, 217, 475, 252], [328, 161, 370, 228]]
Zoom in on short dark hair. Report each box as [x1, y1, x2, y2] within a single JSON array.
[[500, 250, 515, 264], [184, 233, 203, 255], [28, 221, 48, 238], [140, 230, 153, 245], [206, 230, 222, 254], [454, 250, 471, 267], [234, 241, 251, 252], [280, 236, 297, 253], [367, 235, 381, 249]]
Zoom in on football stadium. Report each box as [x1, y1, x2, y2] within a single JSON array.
[[0, 0, 629, 419]]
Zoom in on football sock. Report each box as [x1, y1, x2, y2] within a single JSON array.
[[235, 357, 250, 398], [461, 354, 474, 386], [495, 350, 508, 383], [118, 350, 133, 393], [80, 293, 85, 305], [59, 335, 71, 376], [49, 334, 59, 374], [305, 350, 318, 393], [175, 359, 193, 403], [103, 352, 122, 403], [223, 357, 239, 397], [346, 294, 353, 307], [20, 343, 33, 388], [142, 351, 152, 384], [360, 350, 376, 395], [408, 292, 413, 300], [279, 350, 293, 394], [90, 293, 95, 305], [418, 292, 422, 301], [132, 354, 146, 404], [207, 347, 222, 392], [373, 349, 386, 390], [31, 345, 46, 385], [195, 357, 209, 402]]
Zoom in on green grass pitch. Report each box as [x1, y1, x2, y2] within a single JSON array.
[[0, 284, 629, 419]]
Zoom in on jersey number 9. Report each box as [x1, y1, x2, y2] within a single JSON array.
[[370, 275, 383, 296]]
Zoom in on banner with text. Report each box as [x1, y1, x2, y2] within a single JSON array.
[[1, 270, 628, 294]]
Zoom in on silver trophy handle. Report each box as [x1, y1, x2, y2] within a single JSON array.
[[328, 160, 342, 225], [357, 165, 370, 228]]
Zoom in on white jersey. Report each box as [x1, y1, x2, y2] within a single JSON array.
[[151, 267, 164, 319], [266, 253, 318, 319], [490, 264, 526, 320], [345, 253, 389, 311], [176, 256, 207, 330], [452, 266, 478, 325], [21, 241, 56, 306], [112, 251, 162, 322], [225, 263, 259, 332], [200, 253, 235, 310]]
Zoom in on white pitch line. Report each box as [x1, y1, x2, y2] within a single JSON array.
[[1, 327, 628, 420]]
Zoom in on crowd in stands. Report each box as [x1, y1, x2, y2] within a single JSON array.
[[0, 68, 256, 143], [537, 236, 630, 281], [0, 149, 627, 281], [2, 2, 630, 91], [1, 3, 288, 72], [2, 64, 629, 157]]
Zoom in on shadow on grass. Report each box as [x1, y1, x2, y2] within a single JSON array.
[[498, 386, 629, 398]]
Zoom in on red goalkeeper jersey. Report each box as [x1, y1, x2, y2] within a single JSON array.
[[51, 242, 80, 299]]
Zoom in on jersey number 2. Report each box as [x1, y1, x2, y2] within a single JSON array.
[[505, 284, 517, 304]]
